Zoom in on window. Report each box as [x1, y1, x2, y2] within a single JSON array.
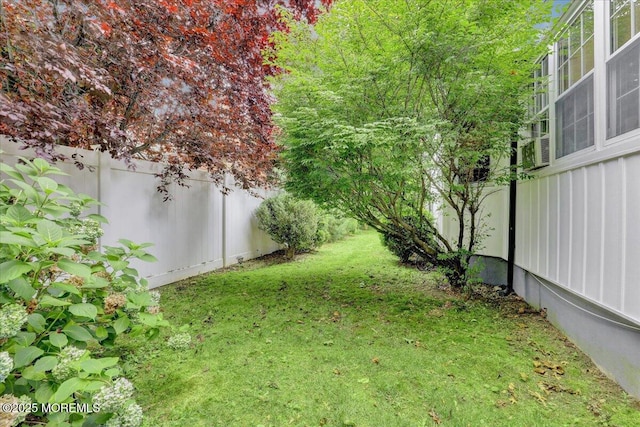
[[530, 56, 550, 142], [471, 155, 490, 182], [555, 2, 594, 158], [610, 0, 640, 53], [607, 37, 640, 138], [557, 2, 594, 94], [556, 75, 594, 157]]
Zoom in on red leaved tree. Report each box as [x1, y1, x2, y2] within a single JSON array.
[[0, 0, 331, 190]]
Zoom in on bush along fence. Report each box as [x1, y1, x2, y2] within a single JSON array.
[[0, 157, 170, 426], [255, 193, 360, 259]]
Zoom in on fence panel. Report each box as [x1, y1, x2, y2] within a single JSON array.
[[0, 138, 280, 288]]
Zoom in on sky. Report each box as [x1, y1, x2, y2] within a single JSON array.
[[552, 0, 572, 17]]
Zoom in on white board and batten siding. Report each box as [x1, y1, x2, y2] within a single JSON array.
[[513, 150, 640, 325], [0, 137, 280, 288]]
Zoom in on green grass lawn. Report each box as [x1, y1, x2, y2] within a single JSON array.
[[120, 231, 640, 427]]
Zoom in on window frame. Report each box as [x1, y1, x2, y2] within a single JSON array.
[[554, 1, 596, 160], [557, 1, 595, 95], [610, 0, 640, 54], [606, 35, 640, 139]]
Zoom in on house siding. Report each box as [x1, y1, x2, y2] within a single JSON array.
[[464, 0, 640, 397]]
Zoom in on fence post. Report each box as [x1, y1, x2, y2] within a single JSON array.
[[97, 151, 111, 253], [222, 172, 228, 268]]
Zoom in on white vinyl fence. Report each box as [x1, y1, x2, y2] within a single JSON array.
[[0, 137, 280, 288]]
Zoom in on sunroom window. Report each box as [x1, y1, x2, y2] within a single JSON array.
[[607, 2, 640, 138], [610, 0, 640, 53], [556, 1, 594, 158], [531, 56, 549, 141]]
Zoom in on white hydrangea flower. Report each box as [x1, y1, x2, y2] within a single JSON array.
[[51, 346, 87, 381], [145, 290, 161, 314], [131, 281, 148, 294], [67, 218, 104, 242], [0, 351, 13, 382], [105, 403, 143, 427], [166, 333, 191, 350], [0, 304, 28, 338], [93, 378, 135, 413], [0, 394, 31, 426], [149, 290, 161, 306]]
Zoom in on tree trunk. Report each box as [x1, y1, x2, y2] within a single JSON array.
[[285, 247, 296, 259]]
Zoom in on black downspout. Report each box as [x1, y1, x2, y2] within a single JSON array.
[[506, 133, 518, 295]]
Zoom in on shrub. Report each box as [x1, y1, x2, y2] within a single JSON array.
[[0, 157, 168, 426], [255, 194, 320, 259], [316, 212, 359, 244], [380, 216, 437, 264]]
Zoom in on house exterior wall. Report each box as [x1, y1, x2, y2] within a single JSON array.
[[443, 0, 640, 397], [0, 137, 281, 289]]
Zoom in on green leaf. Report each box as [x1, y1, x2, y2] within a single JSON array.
[[49, 332, 69, 348], [123, 267, 139, 276], [137, 253, 158, 263], [117, 238, 136, 248], [50, 282, 82, 296], [57, 259, 92, 278], [8, 277, 37, 300], [21, 366, 46, 381], [9, 179, 39, 200], [35, 384, 54, 404], [145, 327, 160, 340], [68, 303, 97, 320], [27, 313, 47, 333], [32, 157, 51, 172], [137, 312, 168, 327], [0, 162, 20, 178], [95, 326, 108, 340], [109, 260, 128, 271], [37, 219, 63, 242], [79, 357, 119, 374], [82, 276, 109, 289], [36, 176, 58, 194], [40, 295, 71, 307], [84, 381, 106, 392], [0, 260, 34, 284], [63, 325, 94, 342], [86, 251, 106, 262], [4, 204, 33, 224], [40, 204, 71, 217], [58, 237, 92, 247], [14, 346, 44, 368], [104, 368, 120, 378], [34, 356, 58, 372], [51, 378, 89, 403], [13, 331, 36, 346], [112, 317, 130, 335], [87, 214, 109, 224], [47, 247, 76, 257], [127, 292, 152, 307], [0, 231, 35, 247]]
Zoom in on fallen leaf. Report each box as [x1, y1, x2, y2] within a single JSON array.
[[528, 390, 547, 406], [429, 409, 442, 425]]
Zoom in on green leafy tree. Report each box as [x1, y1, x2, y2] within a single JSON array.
[[0, 157, 167, 426], [271, 0, 552, 286], [255, 193, 320, 259]]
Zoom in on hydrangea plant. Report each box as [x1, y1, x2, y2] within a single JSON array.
[[0, 157, 168, 426]]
